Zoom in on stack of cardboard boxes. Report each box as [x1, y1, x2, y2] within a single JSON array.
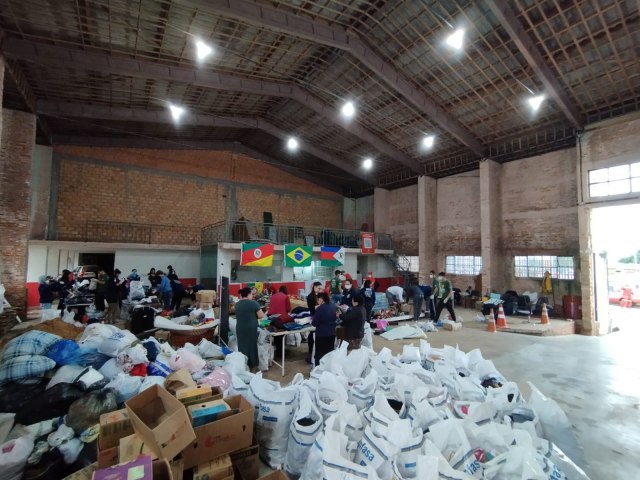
[[195, 290, 217, 310], [70, 368, 269, 480]]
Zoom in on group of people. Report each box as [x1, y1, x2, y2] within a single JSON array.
[[385, 270, 457, 323]]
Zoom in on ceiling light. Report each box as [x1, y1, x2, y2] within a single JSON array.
[[168, 104, 185, 122], [422, 135, 435, 149], [363, 157, 373, 170], [287, 137, 299, 151], [445, 28, 465, 50], [528, 94, 545, 112], [341, 101, 355, 118], [195, 39, 213, 61]]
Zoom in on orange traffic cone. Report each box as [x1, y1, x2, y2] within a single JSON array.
[[540, 303, 550, 325], [486, 308, 496, 332], [496, 304, 508, 328]]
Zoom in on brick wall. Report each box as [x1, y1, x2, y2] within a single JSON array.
[[53, 146, 342, 245], [387, 184, 419, 255], [437, 172, 481, 254], [0, 109, 36, 312]]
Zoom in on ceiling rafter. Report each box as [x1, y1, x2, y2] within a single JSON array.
[[2, 36, 422, 174], [37, 100, 374, 184], [182, 0, 485, 156], [486, 0, 583, 130]]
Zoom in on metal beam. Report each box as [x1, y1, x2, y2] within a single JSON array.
[[486, 0, 583, 129], [38, 101, 374, 183], [49, 135, 350, 194], [2, 37, 422, 173], [183, 0, 485, 156]]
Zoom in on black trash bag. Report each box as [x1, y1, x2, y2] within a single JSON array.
[[66, 389, 118, 435], [0, 380, 47, 414], [17, 383, 86, 425]]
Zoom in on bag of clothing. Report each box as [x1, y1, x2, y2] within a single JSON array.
[[284, 389, 323, 477]]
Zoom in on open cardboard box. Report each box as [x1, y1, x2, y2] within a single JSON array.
[[230, 436, 260, 480], [125, 385, 196, 460], [182, 395, 254, 469]]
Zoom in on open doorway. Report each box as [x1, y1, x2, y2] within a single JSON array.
[[591, 204, 640, 334], [78, 252, 115, 275]]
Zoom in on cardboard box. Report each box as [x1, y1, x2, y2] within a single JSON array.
[[176, 385, 213, 404], [188, 399, 231, 427], [125, 385, 196, 460], [92, 455, 153, 480], [181, 388, 224, 408], [257, 471, 288, 480], [230, 437, 259, 480], [165, 369, 197, 393], [196, 302, 213, 310], [443, 321, 463, 331], [96, 442, 119, 469], [169, 458, 184, 480], [152, 459, 174, 480], [196, 290, 217, 304], [193, 454, 233, 480], [63, 463, 98, 480], [182, 395, 254, 469], [119, 433, 158, 463], [99, 409, 134, 450]]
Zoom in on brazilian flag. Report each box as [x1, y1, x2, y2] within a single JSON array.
[[284, 244, 312, 267]]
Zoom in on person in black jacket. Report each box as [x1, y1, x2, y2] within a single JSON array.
[[38, 276, 55, 309], [360, 280, 376, 321], [105, 272, 122, 324], [407, 284, 425, 321], [57, 270, 73, 313], [342, 293, 366, 351], [312, 292, 338, 365], [305, 281, 323, 364]]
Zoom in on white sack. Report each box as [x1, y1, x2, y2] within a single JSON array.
[[285, 389, 323, 477]]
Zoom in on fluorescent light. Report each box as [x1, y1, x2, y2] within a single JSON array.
[[168, 104, 185, 122], [528, 94, 545, 112], [287, 137, 299, 151], [195, 39, 213, 61], [341, 101, 355, 118], [445, 28, 465, 50], [422, 135, 435, 149], [363, 157, 373, 170]]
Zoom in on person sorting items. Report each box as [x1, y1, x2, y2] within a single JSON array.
[[341, 293, 367, 351], [312, 292, 338, 366], [434, 271, 457, 322], [385, 283, 405, 316], [235, 287, 265, 371]]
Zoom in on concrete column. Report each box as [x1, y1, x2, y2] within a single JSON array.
[[373, 187, 390, 234], [577, 205, 598, 335], [417, 176, 438, 284], [0, 55, 4, 147], [0, 110, 37, 314], [479, 159, 504, 293]]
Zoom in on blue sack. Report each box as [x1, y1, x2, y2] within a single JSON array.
[[46, 339, 80, 365]]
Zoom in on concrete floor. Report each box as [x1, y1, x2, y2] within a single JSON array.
[[263, 306, 640, 479]]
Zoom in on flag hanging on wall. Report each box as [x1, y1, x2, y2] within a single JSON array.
[[240, 243, 274, 267], [320, 246, 345, 266], [284, 245, 313, 267]]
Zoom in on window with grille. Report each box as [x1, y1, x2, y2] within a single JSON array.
[[293, 261, 334, 281], [514, 256, 575, 279], [589, 162, 640, 198], [444, 256, 482, 275], [398, 256, 420, 273]]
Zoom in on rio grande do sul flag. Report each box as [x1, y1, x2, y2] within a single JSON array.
[[284, 245, 312, 267], [240, 243, 274, 267], [320, 246, 345, 267]]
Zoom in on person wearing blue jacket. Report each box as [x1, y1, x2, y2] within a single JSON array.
[[312, 292, 338, 365], [157, 270, 173, 310]]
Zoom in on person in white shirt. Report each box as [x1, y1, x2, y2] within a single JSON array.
[[386, 284, 405, 315]]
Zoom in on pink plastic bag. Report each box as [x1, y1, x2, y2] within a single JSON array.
[[198, 368, 231, 391], [169, 348, 206, 374], [376, 319, 388, 331]]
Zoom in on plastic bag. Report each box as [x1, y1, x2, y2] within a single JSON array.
[[227, 371, 255, 400], [63, 309, 77, 324], [197, 339, 223, 358], [104, 373, 142, 404], [0, 437, 34, 480], [252, 376, 299, 468], [59, 437, 84, 464], [407, 387, 446, 432], [140, 376, 166, 392], [41, 309, 61, 322], [285, 333, 301, 347], [98, 330, 137, 357], [315, 371, 348, 421], [169, 348, 206, 374], [483, 446, 550, 479], [99, 358, 124, 380], [353, 424, 398, 479], [362, 321, 373, 348], [46, 340, 81, 365], [299, 432, 325, 480], [0, 414, 14, 444], [75, 349, 111, 370], [427, 419, 481, 477], [46, 365, 87, 390], [391, 419, 425, 479], [18, 383, 85, 425], [349, 369, 378, 411], [222, 352, 248, 376], [128, 281, 145, 301], [322, 428, 381, 480], [147, 360, 172, 378], [66, 390, 118, 434], [198, 368, 231, 391], [284, 390, 323, 477]]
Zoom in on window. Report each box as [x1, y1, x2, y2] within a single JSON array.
[[445, 256, 482, 275], [398, 256, 419, 273], [293, 261, 334, 282], [514, 255, 575, 279], [589, 162, 640, 198]]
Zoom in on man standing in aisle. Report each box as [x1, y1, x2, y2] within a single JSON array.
[[330, 270, 343, 304], [407, 283, 424, 321], [434, 271, 457, 323]]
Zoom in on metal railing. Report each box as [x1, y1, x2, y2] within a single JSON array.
[[80, 221, 201, 245], [201, 220, 393, 250]]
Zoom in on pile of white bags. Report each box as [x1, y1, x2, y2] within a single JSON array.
[[281, 340, 590, 479]]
